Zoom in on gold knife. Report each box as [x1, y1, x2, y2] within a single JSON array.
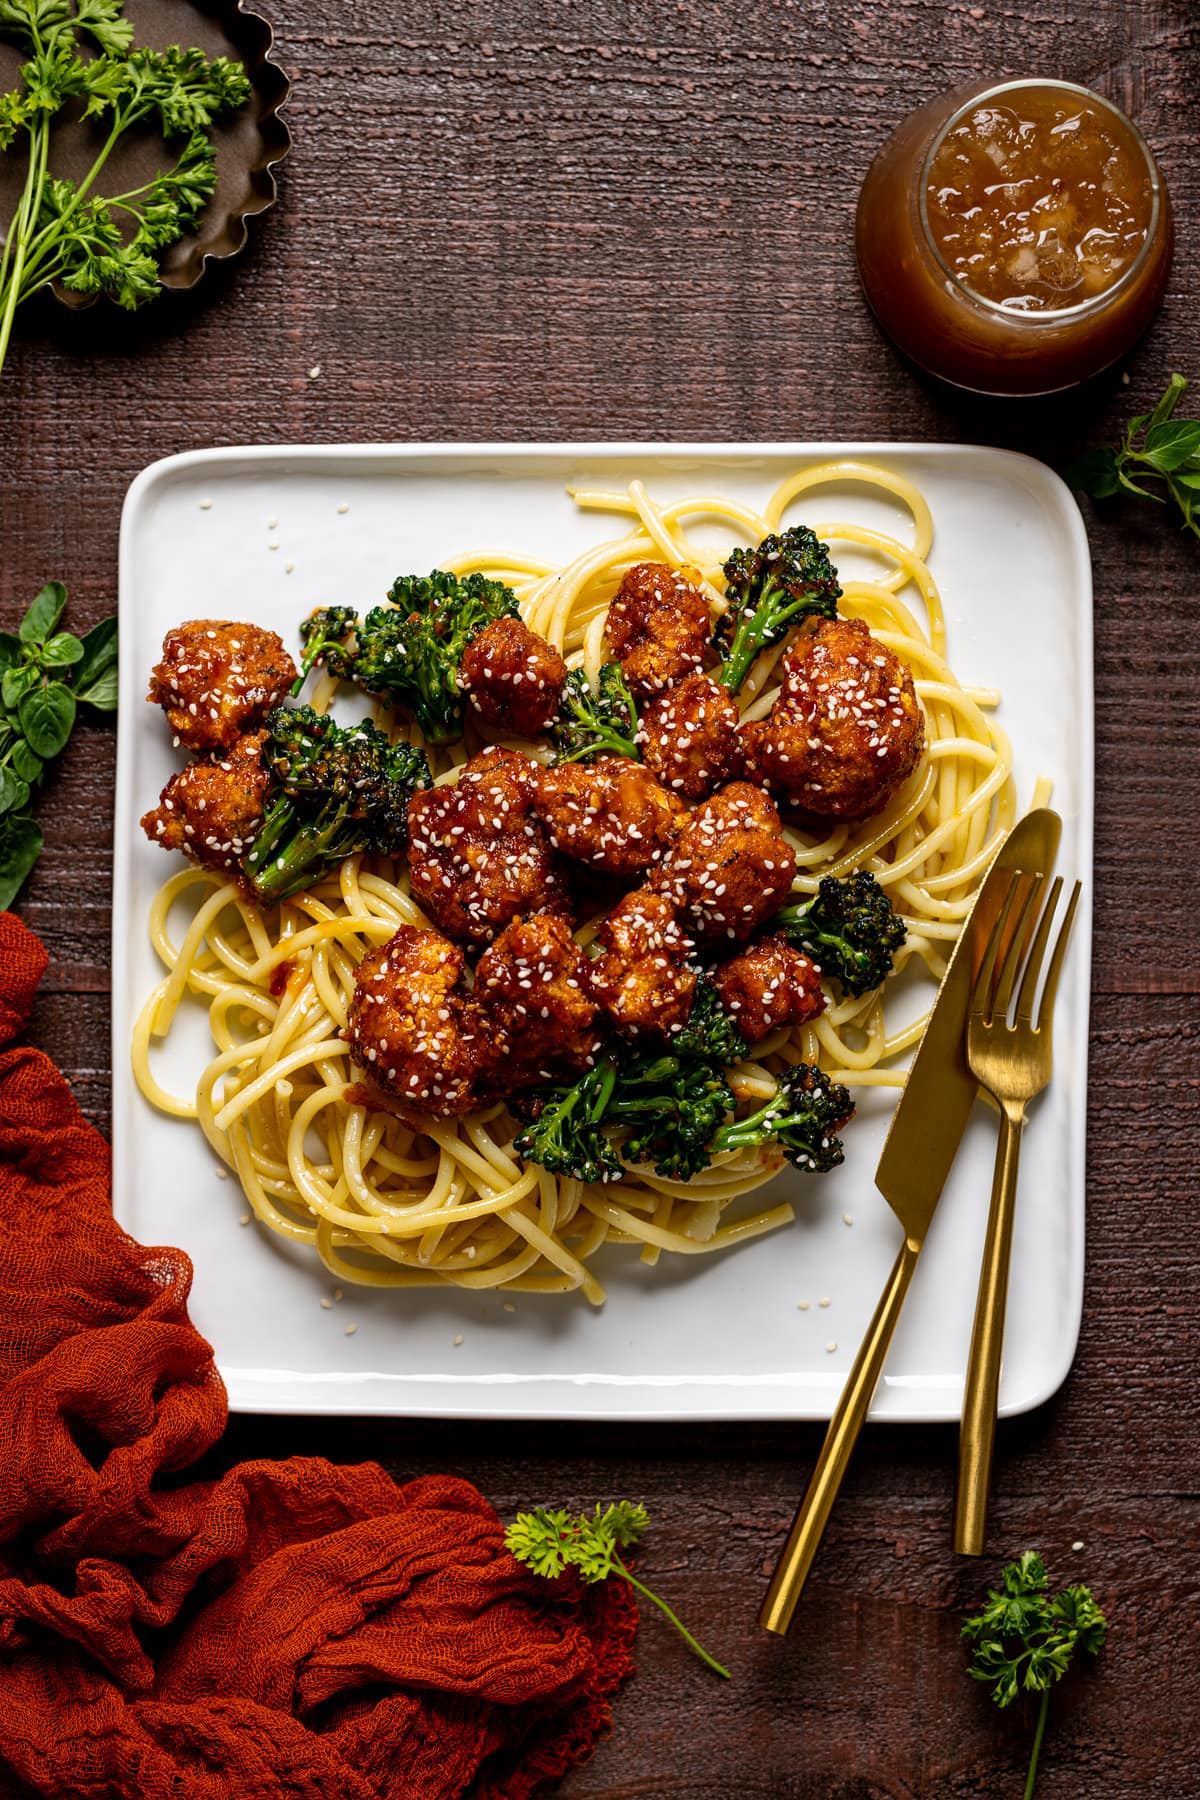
[[759, 806, 1062, 1635]]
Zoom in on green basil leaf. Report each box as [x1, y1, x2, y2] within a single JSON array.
[[0, 632, 22, 670], [42, 631, 84, 667], [1172, 470, 1200, 491], [0, 814, 43, 910], [0, 768, 30, 815], [18, 680, 76, 758], [18, 581, 67, 646], [73, 615, 118, 694], [1065, 447, 1123, 500], [1140, 420, 1200, 472], [10, 741, 42, 783], [76, 664, 119, 710], [1, 665, 36, 709]]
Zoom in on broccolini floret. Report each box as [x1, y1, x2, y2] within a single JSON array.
[[773, 871, 906, 996], [607, 1050, 735, 1181], [710, 1063, 853, 1173], [512, 1061, 625, 1185], [716, 526, 842, 693], [667, 977, 748, 1063], [242, 704, 431, 903], [352, 571, 520, 744], [551, 662, 640, 764], [291, 606, 359, 695]]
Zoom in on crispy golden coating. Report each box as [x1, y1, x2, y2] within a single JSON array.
[[648, 781, 797, 945], [460, 616, 568, 739], [534, 755, 687, 878], [711, 935, 825, 1044], [739, 617, 925, 820], [406, 746, 571, 948], [636, 671, 740, 800], [147, 620, 296, 753], [603, 561, 712, 696], [139, 731, 268, 874], [346, 925, 488, 1118], [474, 913, 601, 1086], [587, 890, 697, 1039]]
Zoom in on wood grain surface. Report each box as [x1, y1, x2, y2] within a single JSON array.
[[3, 2, 1198, 1794]]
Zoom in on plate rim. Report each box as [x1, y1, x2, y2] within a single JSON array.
[[113, 439, 1094, 1422]]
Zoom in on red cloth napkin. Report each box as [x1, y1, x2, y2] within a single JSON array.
[[0, 912, 635, 1799]]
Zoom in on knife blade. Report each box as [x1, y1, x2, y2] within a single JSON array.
[[876, 805, 1061, 1240], [759, 805, 1061, 1635]]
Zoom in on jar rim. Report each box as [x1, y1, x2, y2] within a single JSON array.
[[917, 77, 1163, 322]]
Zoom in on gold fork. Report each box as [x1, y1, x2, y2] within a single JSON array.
[[954, 871, 1082, 1557]]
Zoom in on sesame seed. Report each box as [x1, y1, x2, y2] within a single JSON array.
[[344, 1322, 358, 1336], [199, 498, 213, 510]]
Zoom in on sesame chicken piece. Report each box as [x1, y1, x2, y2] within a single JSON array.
[[147, 620, 296, 753], [603, 561, 713, 696], [587, 889, 697, 1039], [636, 670, 740, 800], [406, 745, 571, 949], [345, 925, 488, 1119], [139, 731, 268, 874], [711, 935, 825, 1044], [533, 755, 687, 879], [460, 616, 568, 739], [648, 780, 798, 945], [739, 616, 925, 820], [474, 913, 602, 1087]]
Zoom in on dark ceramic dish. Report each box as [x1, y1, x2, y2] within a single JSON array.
[[0, 0, 290, 305]]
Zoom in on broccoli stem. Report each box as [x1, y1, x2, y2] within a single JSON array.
[[244, 798, 343, 904], [556, 717, 637, 763], [717, 601, 777, 694]]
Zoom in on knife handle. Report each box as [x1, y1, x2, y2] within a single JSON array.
[[760, 1232, 922, 1635], [954, 1102, 1026, 1556]]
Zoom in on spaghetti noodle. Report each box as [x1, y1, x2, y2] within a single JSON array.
[[133, 461, 1039, 1304]]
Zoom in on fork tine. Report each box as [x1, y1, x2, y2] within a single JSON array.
[[969, 874, 1019, 1019], [1016, 876, 1063, 1023], [1036, 881, 1082, 1033], [992, 874, 1047, 1021]]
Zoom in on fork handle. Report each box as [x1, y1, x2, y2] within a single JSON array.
[[760, 1232, 922, 1634], [954, 1100, 1026, 1556]]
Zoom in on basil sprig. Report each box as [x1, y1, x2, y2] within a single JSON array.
[[1069, 373, 1200, 539], [0, 583, 117, 909]]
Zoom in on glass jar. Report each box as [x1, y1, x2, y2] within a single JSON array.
[[855, 78, 1174, 396]]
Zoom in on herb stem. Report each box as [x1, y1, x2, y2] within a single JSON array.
[[614, 1555, 731, 1680], [0, 115, 48, 372], [1024, 1688, 1052, 1800]]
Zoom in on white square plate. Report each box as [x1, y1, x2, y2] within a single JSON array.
[[112, 443, 1092, 1420]]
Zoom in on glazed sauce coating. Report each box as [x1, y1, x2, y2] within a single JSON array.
[[926, 91, 1153, 312]]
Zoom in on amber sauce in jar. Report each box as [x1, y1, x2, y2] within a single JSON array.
[[856, 80, 1173, 395]]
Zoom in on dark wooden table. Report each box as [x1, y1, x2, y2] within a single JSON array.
[[3, 3, 1197, 1794]]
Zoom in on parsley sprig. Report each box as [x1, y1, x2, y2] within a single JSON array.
[[0, 0, 251, 376], [963, 1550, 1107, 1800], [0, 580, 117, 907], [1068, 372, 1200, 539], [505, 1501, 731, 1680]]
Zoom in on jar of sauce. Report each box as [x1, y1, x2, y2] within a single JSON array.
[[855, 79, 1173, 396]]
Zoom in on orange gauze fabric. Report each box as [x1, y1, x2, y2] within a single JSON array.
[[0, 912, 635, 1800]]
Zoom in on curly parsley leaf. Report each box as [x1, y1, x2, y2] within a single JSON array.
[[963, 1550, 1107, 1798], [505, 1502, 729, 1679]]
